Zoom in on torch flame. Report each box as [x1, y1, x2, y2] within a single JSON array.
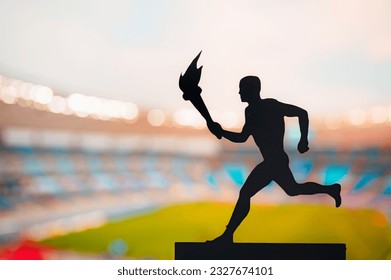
[[179, 51, 203, 101]]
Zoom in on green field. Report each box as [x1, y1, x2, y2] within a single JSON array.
[[41, 202, 391, 259]]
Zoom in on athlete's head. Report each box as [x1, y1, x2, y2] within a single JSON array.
[[239, 76, 261, 103]]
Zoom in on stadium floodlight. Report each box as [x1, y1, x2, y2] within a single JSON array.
[[33, 86, 53, 105], [371, 106, 388, 124], [348, 108, 367, 126], [147, 109, 166, 127], [121, 102, 139, 122], [48, 96, 67, 114], [2, 86, 18, 104]]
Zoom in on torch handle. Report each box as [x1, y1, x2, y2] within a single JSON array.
[[189, 95, 214, 124], [188, 94, 222, 139]]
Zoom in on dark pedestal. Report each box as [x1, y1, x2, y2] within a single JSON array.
[[175, 242, 346, 260]]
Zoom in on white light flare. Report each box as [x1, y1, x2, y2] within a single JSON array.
[[147, 109, 166, 127]]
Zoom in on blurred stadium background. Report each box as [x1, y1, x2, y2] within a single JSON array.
[[1, 0, 391, 260], [0, 73, 390, 259]]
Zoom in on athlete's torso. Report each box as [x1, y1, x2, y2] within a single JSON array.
[[245, 99, 288, 162]]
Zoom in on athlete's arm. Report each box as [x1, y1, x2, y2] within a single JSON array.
[[221, 108, 251, 143], [279, 102, 309, 153], [221, 124, 250, 143], [208, 121, 250, 143]]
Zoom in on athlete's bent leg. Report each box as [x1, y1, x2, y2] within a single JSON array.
[[275, 165, 342, 207], [209, 162, 272, 243]]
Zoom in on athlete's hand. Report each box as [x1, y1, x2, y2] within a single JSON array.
[[298, 138, 309, 154], [207, 121, 223, 139]]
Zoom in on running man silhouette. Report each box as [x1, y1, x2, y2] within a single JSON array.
[[207, 75, 342, 243]]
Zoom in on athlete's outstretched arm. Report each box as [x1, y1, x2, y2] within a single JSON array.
[[222, 125, 250, 143], [280, 102, 309, 153], [209, 122, 250, 143]]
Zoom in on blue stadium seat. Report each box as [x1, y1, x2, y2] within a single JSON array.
[[0, 197, 12, 209], [352, 172, 380, 193], [382, 176, 391, 196], [224, 162, 249, 187], [92, 172, 120, 191], [145, 170, 169, 189], [171, 156, 194, 186], [114, 156, 129, 172], [19, 149, 46, 175], [290, 160, 313, 182], [322, 164, 350, 185], [35, 175, 64, 196], [204, 168, 232, 191], [86, 153, 103, 172]]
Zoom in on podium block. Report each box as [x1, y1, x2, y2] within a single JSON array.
[[175, 242, 346, 260]]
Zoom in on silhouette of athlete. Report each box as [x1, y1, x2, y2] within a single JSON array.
[[207, 76, 342, 243]]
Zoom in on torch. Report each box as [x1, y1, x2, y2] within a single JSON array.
[[179, 52, 222, 139]]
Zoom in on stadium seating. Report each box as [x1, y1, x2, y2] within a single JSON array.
[[1, 146, 390, 206], [1, 144, 390, 245]]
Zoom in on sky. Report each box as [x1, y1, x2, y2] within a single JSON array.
[[0, 0, 390, 117]]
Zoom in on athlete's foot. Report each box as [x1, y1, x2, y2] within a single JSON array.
[[330, 184, 342, 208], [206, 232, 233, 244]]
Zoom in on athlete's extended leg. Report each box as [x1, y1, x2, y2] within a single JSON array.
[[274, 165, 341, 207], [210, 162, 273, 243]]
